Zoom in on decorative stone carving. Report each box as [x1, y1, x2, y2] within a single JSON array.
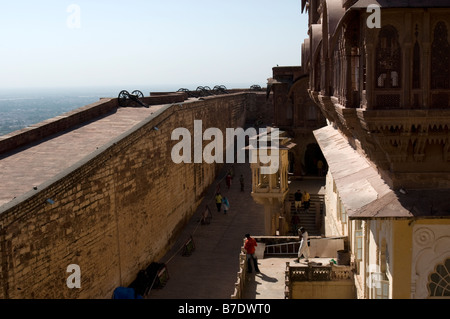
[[413, 227, 435, 246], [376, 25, 402, 90], [411, 225, 450, 299]]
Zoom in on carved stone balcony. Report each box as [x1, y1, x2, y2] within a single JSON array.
[[309, 89, 450, 189], [285, 261, 355, 299], [358, 109, 450, 164], [287, 262, 354, 282]]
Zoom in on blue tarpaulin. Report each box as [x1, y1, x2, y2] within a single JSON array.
[[113, 287, 142, 299]]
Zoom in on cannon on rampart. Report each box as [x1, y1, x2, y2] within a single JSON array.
[[118, 90, 149, 108]]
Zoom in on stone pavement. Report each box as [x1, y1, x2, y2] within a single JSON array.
[[241, 257, 289, 299], [0, 106, 159, 207], [147, 162, 266, 299], [242, 257, 335, 299], [147, 163, 327, 299]]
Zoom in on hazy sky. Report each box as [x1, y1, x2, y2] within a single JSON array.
[[0, 1, 308, 90]]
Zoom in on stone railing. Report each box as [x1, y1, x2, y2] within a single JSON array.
[[230, 250, 248, 299], [231, 236, 350, 299], [284, 262, 354, 299], [231, 237, 267, 299]]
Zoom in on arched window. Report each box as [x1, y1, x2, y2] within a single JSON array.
[[376, 25, 401, 89], [431, 22, 450, 90], [428, 258, 450, 297]]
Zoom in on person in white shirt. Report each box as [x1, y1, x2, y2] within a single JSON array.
[[297, 227, 309, 263]]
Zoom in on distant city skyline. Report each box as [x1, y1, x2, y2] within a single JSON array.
[[0, 1, 308, 89]]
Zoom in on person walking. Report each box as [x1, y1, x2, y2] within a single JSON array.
[[244, 234, 260, 273], [222, 196, 230, 214], [215, 193, 223, 213], [297, 227, 310, 263], [317, 160, 324, 176], [239, 174, 245, 192], [294, 190, 302, 213], [226, 173, 232, 190], [201, 205, 212, 225], [302, 190, 311, 213]]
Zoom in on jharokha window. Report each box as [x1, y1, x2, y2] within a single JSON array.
[[376, 25, 401, 89], [431, 22, 450, 90]]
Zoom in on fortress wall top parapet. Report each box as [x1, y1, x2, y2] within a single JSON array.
[[0, 92, 187, 156]]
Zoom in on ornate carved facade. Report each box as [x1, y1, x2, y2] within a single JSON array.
[[301, 0, 450, 299], [305, 0, 450, 189]]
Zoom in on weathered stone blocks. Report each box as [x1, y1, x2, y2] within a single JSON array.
[[0, 93, 250, 299]]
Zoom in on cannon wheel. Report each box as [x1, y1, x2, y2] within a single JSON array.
[[132, 90, 144, 98], [213, 85, 228, 95], [118, 90, 130, 107]]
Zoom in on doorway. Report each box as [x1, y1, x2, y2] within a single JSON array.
[[304, 143, 326, 176]]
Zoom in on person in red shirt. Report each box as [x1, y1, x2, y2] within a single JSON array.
[[244, 234, 260, 273], [226, 173, 232, 190]]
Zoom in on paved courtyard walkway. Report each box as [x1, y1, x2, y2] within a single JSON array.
[[147, 163, 267, 299], [147, 163, 327, 299]]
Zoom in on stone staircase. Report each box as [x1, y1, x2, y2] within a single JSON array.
[[286, 193, 324, 237]]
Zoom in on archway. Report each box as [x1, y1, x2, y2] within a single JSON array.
[[304, 143, 326, 176], [288, 151, 295, 174]]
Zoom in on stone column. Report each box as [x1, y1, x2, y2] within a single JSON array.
[[403, 13, 413, 108], [422, 12, 431, 108], [365, 43, 374, 109], [403, 43, 412, 108]]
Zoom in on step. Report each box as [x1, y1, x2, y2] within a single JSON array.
[[286, 194, 324, 237]]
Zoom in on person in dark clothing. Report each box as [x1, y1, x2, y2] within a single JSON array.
[[294, 190, 302, 212], [226, 173, 232, 189], [302, 191, 311, 212]]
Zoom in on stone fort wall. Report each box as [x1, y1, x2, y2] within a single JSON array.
[[0, 92, 254, 298], [0, 92, 188, 155]]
